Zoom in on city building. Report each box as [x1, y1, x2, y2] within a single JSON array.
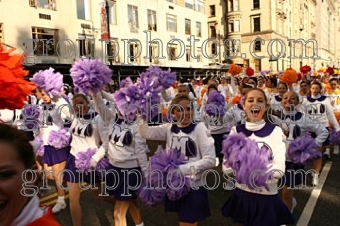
[[206, 0, 340, 73], [0, 0, 217, 79]]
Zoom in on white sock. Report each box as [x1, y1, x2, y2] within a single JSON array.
[[325, 148, 330, 155], [57, 196, 65, 203], [136, 222, 144, 226]]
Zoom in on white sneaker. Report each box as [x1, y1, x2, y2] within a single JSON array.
[[52, 201, 66, 213], [291, 197, 297, 213], [333, 146, 339, 155], [215, 157, 220, 167], [312, 174, 319, 186]]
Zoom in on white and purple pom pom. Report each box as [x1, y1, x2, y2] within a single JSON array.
[[166, 170, 191, 201], [329, 128, 340, 145], [288, 133, 321, 165], [137, 183, 166, 206], [222, 133, 271, 190], [32, 136, 44, 156], [70, 58, 112, 94], [30, 70, 46, 90], [75, 148, 97, 171], [145, 66, 176, 89], [43, 68, 64, 98], [205, 90, 226, 117], [47, 128, 70, 149], [96, 157, 110, 171]]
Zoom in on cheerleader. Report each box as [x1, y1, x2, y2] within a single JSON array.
[[138, 94, 216, 226], [324, 78, 340, 155], [224, 84, 253, 126], [298, 80, 310, 103], [221, 88, 295, 226], [51, 93, 111, 226], [271, 91, 328, 212], [90, 91, 147, 226], [201, 84, 229, 166], [31, 88, 69, 214], [269, 82, 288, 117], [264, 77, 278, 102], [301, 82, 340, 185]]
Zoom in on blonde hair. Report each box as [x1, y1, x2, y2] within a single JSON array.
[[169, 94, 192, 114]]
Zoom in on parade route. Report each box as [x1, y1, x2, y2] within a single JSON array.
[[39, 152, 340, 226]]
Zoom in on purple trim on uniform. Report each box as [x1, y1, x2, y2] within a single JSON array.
[[221, 188, 295, 225], [307, 95, 327, 102], [42, 145, 70, 166], [237, 104, 243, 110], [282, 112, 303, 121], [236, 122, 275, 137], [171, 123, 198, 134], [274, 95, 282, 102]]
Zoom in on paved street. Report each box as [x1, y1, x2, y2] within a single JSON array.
[[40, 144, 340, 226]]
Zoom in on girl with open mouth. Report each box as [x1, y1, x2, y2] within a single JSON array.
[[221, 88, 295, 226]]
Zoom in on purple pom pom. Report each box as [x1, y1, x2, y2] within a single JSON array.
[[30, 71, 46, 90], [120, 77, 133, 88], [75, 148, 96, 171], [70, 58, 112, 94], [96, 158, 110, 171], [166, 169, 191, 201], [145, 66, 176, 89], [222, 133, 271, 190], [288, 134, 321, 165], [329, 128, 340, 145], [47, 128, 70, 149], [137, 182, 166, 206], [30, 68, 63, 98], [34, 136, 44, 156], [205, 90, 226, 117], [113, 84, 141, 121], [22, 104, 40, 119]]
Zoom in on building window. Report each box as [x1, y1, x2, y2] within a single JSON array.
[[209, 23, 216, 38], [210, 5, 215, 16], [254, 59, 261, 72], [254, 40, 261, 51], [196, 1, 204, 12], [34, 0, 57, 10], [185, 0, 194, 9], [197, 50, 202, 62], [108, 1, 117, 24], [253, 17, 261, 32], [211, 43, 217, 55], [31, 27, 58, 56], [229, 22, 234, 32], [253, 0, 260, 9], [167, 0, 175, 2], [147, 10, 157, 31], [234, 20, 240, 32], [186, 49, 191, 62], [77, 0, 90, 20], [185, 19, 191, 35], [229, 0, 233, 12], [128, 5, 139, 33], [0, 23, 3, 44], [196, 22, 202, 37], [78, 34, 95, 58], [166, 14, 177, 32], [234, 0, 239, 11], [129, 43, 140, 62], [168, 47, 176, 60]]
